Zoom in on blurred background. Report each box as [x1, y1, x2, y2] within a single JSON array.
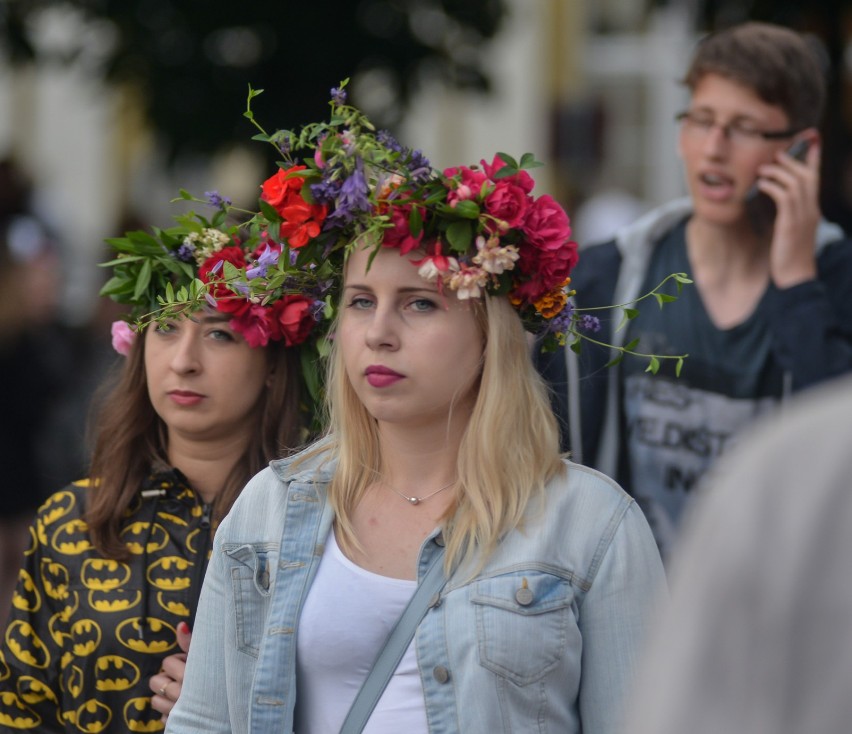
[[1, 0, 851, 496]]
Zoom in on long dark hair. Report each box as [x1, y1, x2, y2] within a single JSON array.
[[85, 333, 305, 559]]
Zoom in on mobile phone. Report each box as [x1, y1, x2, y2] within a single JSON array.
[[745, 139, 811, 233]]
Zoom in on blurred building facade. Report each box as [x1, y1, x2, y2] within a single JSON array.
[[0, 0, 848, 325]]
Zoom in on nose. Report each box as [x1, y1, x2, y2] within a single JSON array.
[[170, 327, 202, 374], [702, 123, 730, 159], [364, 303, 400, 351]]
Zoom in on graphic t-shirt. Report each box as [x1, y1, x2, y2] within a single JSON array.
[[622, 220, 781, 558]]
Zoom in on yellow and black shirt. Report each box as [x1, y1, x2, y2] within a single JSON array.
[[0, 470, 212, 733]]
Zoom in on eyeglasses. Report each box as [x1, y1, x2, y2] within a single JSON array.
[[675, 110, 799, 146]]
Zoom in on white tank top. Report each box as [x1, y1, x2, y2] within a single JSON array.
[[294, 528, 429, 734]]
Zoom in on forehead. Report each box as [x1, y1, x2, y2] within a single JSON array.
[[344, 246, 428, 288], [690, 73, 790, 127]]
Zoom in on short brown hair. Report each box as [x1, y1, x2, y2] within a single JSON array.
[[683, 22, 826, 131]]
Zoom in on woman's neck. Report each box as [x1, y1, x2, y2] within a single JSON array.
[[375, 421, 463, 494], [166, 433, 249, 504]]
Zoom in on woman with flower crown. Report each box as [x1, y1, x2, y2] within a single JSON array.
[[160, 84, 667, 734], [0, 208, 323, 731]]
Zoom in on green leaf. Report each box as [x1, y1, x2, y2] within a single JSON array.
[[165, 282, 175, 303], [446, 221, 473, 251], [653, 293, 678, 308], [448, 199, 480, 219], [624, 307, 639, 319], [519, 152, 544, 169], [623, 337, 640, 352], [570, 339, 583, 355], [259, 198, 282, 222], [408, 206, 423, 238], [178, 189, 193, 200], [604, 354, 624, 369], [645, 356, 660, 374], [496, 152, 518, 169], [133, 260, 152, 301], [676, 357, 685, 377]]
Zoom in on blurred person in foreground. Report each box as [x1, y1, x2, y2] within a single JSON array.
[[538, 22, 852, 560], [0, 187, 325, 731], [624, 372, 852, 734]]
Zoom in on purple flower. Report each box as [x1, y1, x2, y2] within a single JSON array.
[[377, 129, 403, 153], [175, 243, 195, 262], [330, 86, 347, 105], [579, 314, 601, 333], [205, 190, 232, 208], [326, 161, 370, 226], [548, 303, 575, 334], [246, 245, 279, 279], [407, 149, 432, 183], [310, 299, 326, 321], [310, 177, 342, 205], [205, 292, 218, 308]]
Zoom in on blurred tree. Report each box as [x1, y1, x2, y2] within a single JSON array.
[[0, 0, 506, 158]]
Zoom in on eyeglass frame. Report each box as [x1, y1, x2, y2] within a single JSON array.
[[675, 110, 802, 143]]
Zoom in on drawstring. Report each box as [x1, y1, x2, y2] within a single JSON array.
[[138, 488, 166, 639]]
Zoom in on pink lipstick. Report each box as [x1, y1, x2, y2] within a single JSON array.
[[168, 390, 205, 406], [365, 365, 404, 388]]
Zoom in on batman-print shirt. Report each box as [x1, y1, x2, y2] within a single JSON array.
[[0, 469, 212, 733]]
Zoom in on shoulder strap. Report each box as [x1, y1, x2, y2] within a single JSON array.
[[338, 547, 447, 734]]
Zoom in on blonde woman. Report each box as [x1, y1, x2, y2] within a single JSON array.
[[164, 86, 666, 734]]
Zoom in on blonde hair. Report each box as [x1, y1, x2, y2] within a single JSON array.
[[318, 294, 564, 572]]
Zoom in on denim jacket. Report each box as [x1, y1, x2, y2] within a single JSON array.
[[166, 444, 665, 734]]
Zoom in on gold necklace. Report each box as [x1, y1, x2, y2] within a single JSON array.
[[382, 479, 455, 506]]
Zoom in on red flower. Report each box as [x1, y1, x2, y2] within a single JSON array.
[[381, 205, 425, 255], [231, 305, 276, 348], [261, 167, 306, 208], [261, 166, 327, 248], [271, 295, 316, 346], [199, 247, 250, 316]]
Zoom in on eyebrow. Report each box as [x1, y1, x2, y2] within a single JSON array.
[[187, 313, 232, 325], [343, 283, 439, 295]]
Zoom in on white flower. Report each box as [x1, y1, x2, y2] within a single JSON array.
[[472, 235, 519, 274], [447, 267, 488, 300], [417, 255, 459, 282]]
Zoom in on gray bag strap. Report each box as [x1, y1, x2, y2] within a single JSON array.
[[338, 546, 447, 734]]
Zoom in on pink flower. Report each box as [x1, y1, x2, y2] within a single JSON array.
[[481, 154, 534, 193], [411, 243, 459, 283], [110, 320, 136, 356], [522, 194, 573, 251], [381, 205, 425, 255], [483, 179, 531, 230], [443, 165, 489, 206]]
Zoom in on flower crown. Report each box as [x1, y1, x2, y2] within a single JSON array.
[[102, 80, 690, 378]]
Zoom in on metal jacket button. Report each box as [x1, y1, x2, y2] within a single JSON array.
[[433, 665, 450, 684], [515, 577, 534, 606]]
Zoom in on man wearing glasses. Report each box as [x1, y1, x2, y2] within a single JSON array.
[[539, 22, 852, 560]]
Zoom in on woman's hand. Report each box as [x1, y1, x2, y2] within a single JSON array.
[[149, 621, 192, 721]]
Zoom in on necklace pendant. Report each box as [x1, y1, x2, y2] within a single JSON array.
[[408, 497, 420, 505]]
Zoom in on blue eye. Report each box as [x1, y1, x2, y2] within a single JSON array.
[[347, 296, 374, 310], [209, 329, 235, 341], [409, 298, 436, 312]]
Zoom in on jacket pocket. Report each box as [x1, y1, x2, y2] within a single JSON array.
[[225, 543, 276, 657], [471, 571, 576, 686]]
